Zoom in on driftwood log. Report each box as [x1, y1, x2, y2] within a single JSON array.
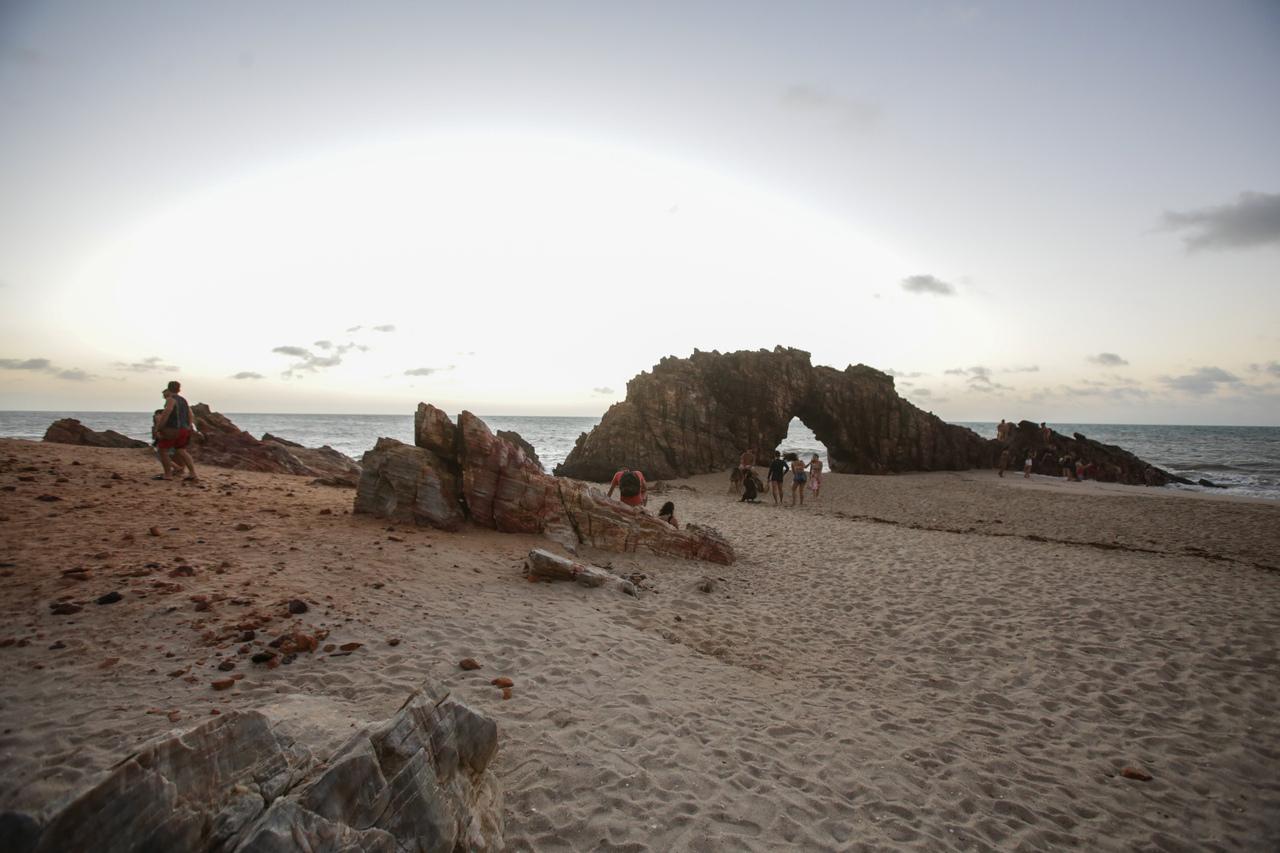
[[524, 549, 637, 596]]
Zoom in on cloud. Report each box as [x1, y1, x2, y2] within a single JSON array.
[[111, 356, 178, 373], [1003, 365, 1040, 374], [1, 357, 95, 381], [1161, 366, 1240, 395], [912, 388, 931, 397], [945, 365, 1011, 392], [1161, 191, 1280, 251], [372, 324, 396, 332], [273, 345, 310, 358], [885, 369, 924, 378], [1249, 361, 1280, 377], [780, 84, 881, 132], [592, 387, 615, 395], [404, 367, 439, 377], [313, 340, 333, 350], [230, 371, 264, 380], [346, 325, 362, 333], [1059, 378, 1149, 401], [0, 357, 53, 371], [901, 274, 956, 296], [1088, 352, 1129, 367], [274, 341, 362, 378]]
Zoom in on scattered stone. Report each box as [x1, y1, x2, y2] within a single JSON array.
[[501, 687, 512, 701], [387, 638, 401, 647], [167, 709, 182, 723], [36, 494, 62, 502], [323, 644, 336, 653], [50, 602, 83, 615], [1121, 767, 1153, 781], [491, 677, 513, 689], [98, 657, 119, 669], [167, 668, 188, 678], [239, 630, 256, 642], [211, 678, 235, 691], [251, 651, 276, 664], [96, 591, 122, 605], [217, 660, 236, 672], [287, 599, 308, 614], [48, 641, 66, 650], [697, 577, 717, 594], [235, 523, 254, 531], [338, 642, 361, 652], [169, 565, 196, 577], [148, 527, 161, 537], [318, 508, 332, 515], [459, 658, 482, 671]]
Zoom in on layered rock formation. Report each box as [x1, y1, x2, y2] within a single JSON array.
[[356, 404, 734, 564], [556, 347, 991, 480], [1005, 420, 1191, 486], [40, 408, 362, 486], [42, 419, 149, 449], [0, 683, 502, 852], [554, 348, 1183, 487], [190, 405, 362, 486]]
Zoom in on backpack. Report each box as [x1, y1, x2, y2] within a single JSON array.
[[618, 470, 641, 498]]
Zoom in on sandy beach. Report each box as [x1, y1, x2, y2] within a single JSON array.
[[1, 438, 1277, 850]]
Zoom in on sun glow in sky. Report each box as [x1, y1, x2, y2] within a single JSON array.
[[2, 2, 1278, 423]]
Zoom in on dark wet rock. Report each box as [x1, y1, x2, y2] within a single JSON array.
[[95, 591, 122, 605], [41, 419, 148, 450], [286, 599, 308, 615], [1197, 478, 1227, 489], [49, 602, 82, 616]]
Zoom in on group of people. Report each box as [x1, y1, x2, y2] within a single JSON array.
[[151, 380, 199, 481], [738, 448, 823, 507], [993, 419, 1109, 482]]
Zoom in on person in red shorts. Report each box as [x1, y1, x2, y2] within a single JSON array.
[[606, 466, 647, 507], [154, 380, 199, 481]]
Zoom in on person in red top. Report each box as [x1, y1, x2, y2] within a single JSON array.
[[607, 466, 647, 507]]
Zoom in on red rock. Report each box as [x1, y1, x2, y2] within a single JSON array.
[[98, 657, 119, 669], [211, 678, 235, 691], [339, 642, 361, 652], [148, 527, 161, 537], [41, 419, 148, 449], [49, 602, 83, 615], [323, 643, 336, 653], [167, 668, 188, 677], [167, 710, 182, 722], [501, 687, 512, 700], [459, 658, 482, 671], [36, 494, 62, 502], [1120, 767, 1153, 781], [235, 523, 254, 532], [387, 638, 401, 647], [169, 565, 196, 577], [286, 598, 308, 614], [217, 660, 235, 671], [491, 677, 513, 688]]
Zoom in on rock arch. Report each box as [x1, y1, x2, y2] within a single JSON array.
[[554, 348, 991, 481], [554, 347, 1186, 487]]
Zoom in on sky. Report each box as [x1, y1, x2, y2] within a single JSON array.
[[1, 1, 1278, 424]]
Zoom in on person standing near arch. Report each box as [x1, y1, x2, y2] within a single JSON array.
[[767, 451, 787, 506]]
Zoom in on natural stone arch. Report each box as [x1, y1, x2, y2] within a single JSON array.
[[554, 347, 991, 481]]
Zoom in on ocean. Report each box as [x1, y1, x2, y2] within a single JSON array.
[[2, 411, 1277, 500]]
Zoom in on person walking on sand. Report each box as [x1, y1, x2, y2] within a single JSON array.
[[1023, 452, 1034, 478], [807, 453, 823, 498], [998, 446, 1011, 477], [788, 453, 808, 506], [607, 466, 647, 507], [767, 451, 787, 506], [154, 380, 198, 480], [657, 501, 679, 527]]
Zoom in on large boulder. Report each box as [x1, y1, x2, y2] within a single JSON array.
[[356, 406, 735, 564], [189, 404, 362, 485], [553, 347, 1185, 487], [42, 418, 149, 449], [0, 685, 503, 853], [1004, 420, 1191, 486]]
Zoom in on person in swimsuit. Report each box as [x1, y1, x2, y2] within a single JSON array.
[[807, 453, 823, 497], [788, 453, 807, 506], [766, 451, 787, 506], [155, 380, 198, 480], [657, 501, 679, 527]]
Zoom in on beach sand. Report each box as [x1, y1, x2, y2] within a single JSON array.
[[1, 438, 1277, 850]]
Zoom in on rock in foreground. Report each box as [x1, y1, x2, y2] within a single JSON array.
[[191, 405, 362, 486], [0, 683, 502, 852], [356, 405, 735, 564], [42, 419, 149, 449]]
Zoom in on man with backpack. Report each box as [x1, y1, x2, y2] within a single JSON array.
[[607, 466, 647, 507]]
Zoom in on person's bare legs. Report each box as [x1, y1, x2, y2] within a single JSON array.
[[174, 448, 197, 479], [156, 446, 174, 479]]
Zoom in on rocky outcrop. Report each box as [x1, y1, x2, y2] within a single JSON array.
[[191, 405, 362, 486], [554, 347, 1183, 487], [41, 419, 149, 449], [555, 347, 991, 480], [496, 430, 543, 472], [1005, 420, 1191, 486], [356, 404, 735, 564], [0, 683, 503, 852]]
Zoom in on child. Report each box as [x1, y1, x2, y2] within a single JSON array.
[[740, 471, 762, 503], [1023, 452, 1033, 478], [658, 501, 679, 527]]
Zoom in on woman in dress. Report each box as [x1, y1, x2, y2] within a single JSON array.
[[807, 453, 823, 498]]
